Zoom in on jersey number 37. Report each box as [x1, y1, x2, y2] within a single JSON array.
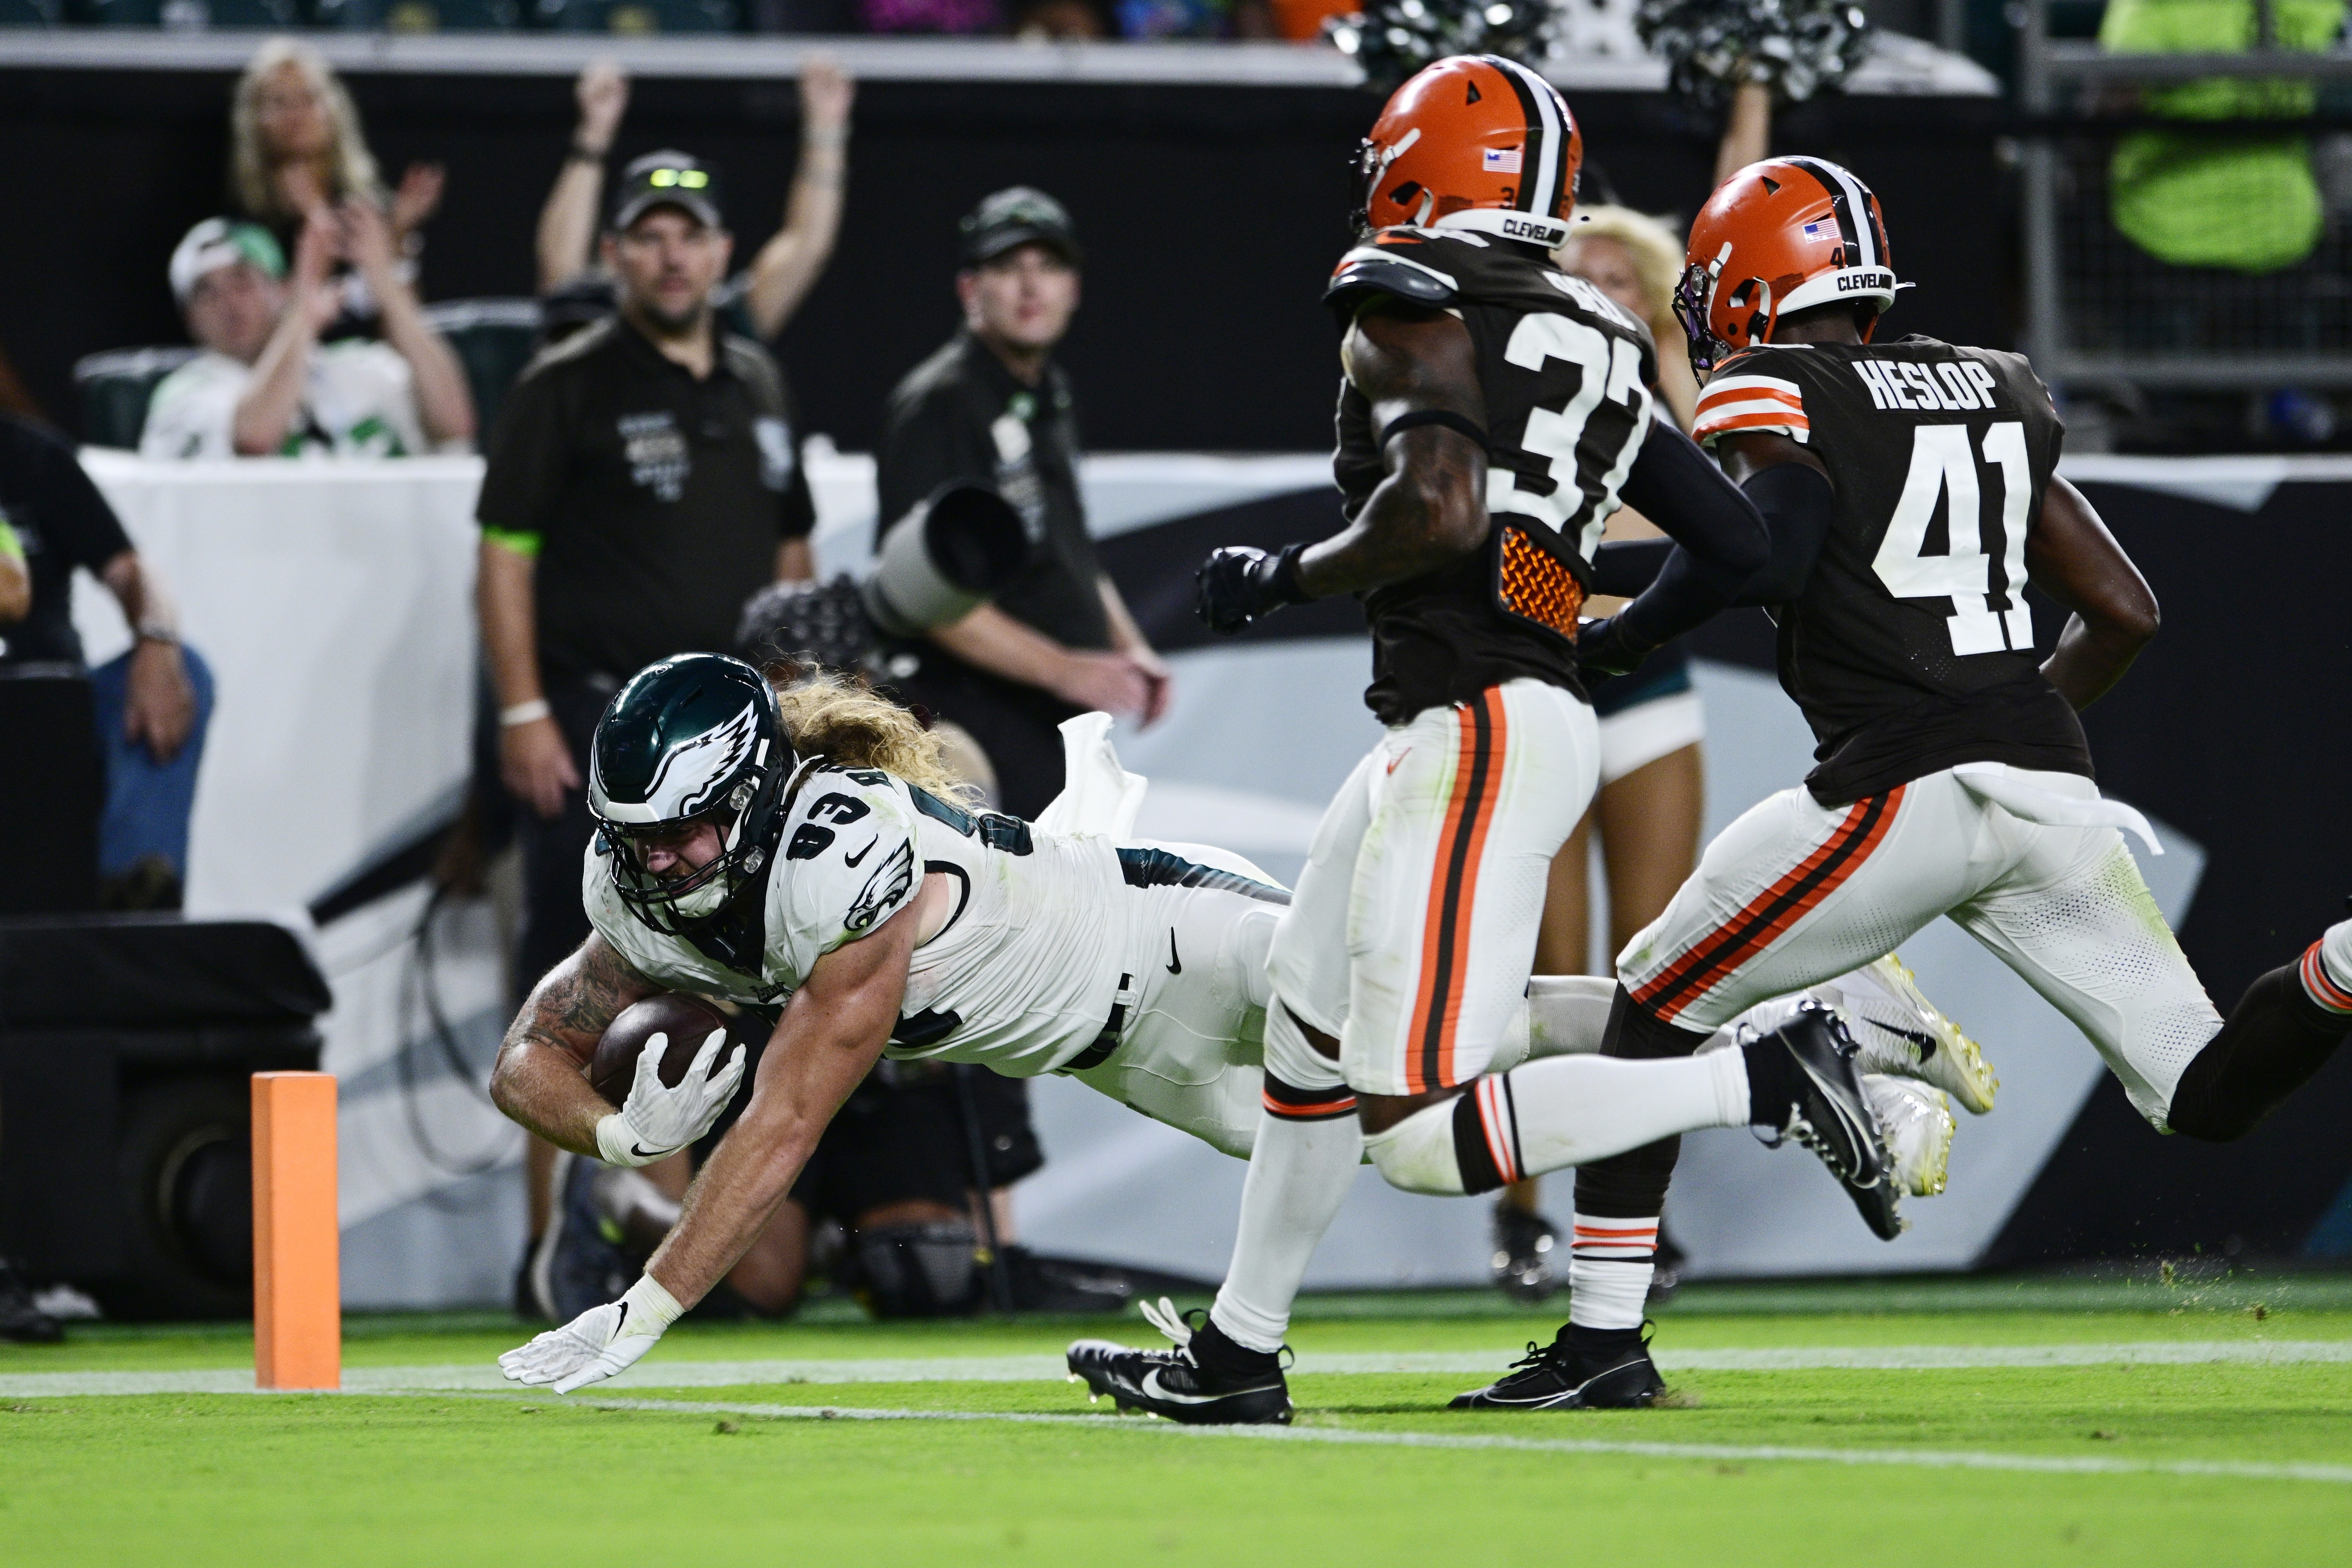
[[1488, 308, 1654, 562], [1874, 421, 2033, 657]]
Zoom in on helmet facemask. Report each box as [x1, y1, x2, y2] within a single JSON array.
[[1673, 246, 1732, 376], [587, 653, 796, 940], [598, 751, 788, 937]]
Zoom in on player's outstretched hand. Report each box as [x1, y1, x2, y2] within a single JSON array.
[[499, 1276, 681, 1394], [1574, 614, 1655, 683], [1196, 544, 1310, 635], [592, 1027, 746, 1169]]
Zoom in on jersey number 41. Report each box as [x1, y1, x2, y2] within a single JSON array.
[[1874, 421, 2034, 658]]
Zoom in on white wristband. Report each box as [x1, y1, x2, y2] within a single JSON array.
[[617, 1272, 684, 1335], [500, 698, 553, 728], [595, 1112, 664, 1168]]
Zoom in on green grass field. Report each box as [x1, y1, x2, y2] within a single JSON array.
[[8, 1275, 2352, 1566]]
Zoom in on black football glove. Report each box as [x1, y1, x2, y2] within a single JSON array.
[[1196, 543, 1311, 635], [1576, 614, 1659, 684]]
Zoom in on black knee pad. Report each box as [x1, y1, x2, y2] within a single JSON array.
[[853, 1219, 984, 1318]]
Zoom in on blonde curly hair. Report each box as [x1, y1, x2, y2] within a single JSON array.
[[770, 669, 982, 805]]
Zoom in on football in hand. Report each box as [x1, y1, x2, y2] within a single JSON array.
[[588, 993, 755, 1108]]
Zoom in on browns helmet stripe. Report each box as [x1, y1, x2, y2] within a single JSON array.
[[1783, 155, 1877, 269], [1483, 55, 1567, 219]]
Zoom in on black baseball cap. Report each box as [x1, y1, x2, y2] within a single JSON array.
[[610, 150, 725, 233], [959, 186, 1081, 267]]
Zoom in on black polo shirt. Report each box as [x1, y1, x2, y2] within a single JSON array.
[[477, 315, 816, 686], [0, 414, 133, 669], [876, 330, 1109, 653]]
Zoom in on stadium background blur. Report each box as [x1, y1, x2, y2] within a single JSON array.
[[1, 2, 2351, 1336]]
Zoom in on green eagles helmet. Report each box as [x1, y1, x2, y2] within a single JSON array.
[[587, 653, 795, 936]]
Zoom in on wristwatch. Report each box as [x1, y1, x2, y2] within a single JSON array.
[[134, 618, 178, 647]]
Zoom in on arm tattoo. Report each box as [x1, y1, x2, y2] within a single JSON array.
[[509, 937, 650, 1065]]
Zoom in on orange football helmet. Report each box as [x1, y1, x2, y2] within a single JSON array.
[[1673, 156, 1900, 374], [1352, 54, 1583, 250]]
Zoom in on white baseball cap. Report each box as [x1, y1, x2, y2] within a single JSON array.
[[168, 218, 287, 305]]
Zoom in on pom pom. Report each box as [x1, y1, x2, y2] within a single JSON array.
[[1634, 0, 1871, 114], [1326, 0, 1564, 94]]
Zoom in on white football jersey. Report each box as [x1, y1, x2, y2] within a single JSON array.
[[583, 761, 1161, 1076]]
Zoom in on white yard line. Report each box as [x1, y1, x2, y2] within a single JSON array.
[[7, 1339, 2350, 1399], [410, 1389, 2352, 1487]]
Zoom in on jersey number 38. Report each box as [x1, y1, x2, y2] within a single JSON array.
[[1873, 421, 2033, 657]]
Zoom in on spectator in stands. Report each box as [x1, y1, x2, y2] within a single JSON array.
[[876, 187, 1169, 820], [142, 214, 475, 459], [535, 58, 852, 345], [230, 36, 446, 316], [0, 412, 211, 910]]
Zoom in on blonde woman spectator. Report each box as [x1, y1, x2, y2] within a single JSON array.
[[230, 37, 446, 310], [1555, 204, 1700, 431]]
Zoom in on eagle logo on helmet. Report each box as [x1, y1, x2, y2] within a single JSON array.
[[1351, 55, 1584, 251], [588, 653, 798, 938], [1674, 156, 1901, 375]]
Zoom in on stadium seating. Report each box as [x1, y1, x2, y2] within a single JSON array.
[[420, 297, 542, 432], [74, 348, 197, 453]]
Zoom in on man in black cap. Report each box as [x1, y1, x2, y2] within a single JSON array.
[[476, 150, 819, 1301], [876, 186, 1169, 818]]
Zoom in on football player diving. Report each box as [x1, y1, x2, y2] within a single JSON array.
[[490, 654, 1968, 1395]]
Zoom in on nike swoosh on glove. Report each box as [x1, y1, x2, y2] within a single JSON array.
[[594, 1026, 746, 1169], [498, 1275, 682, 1394]]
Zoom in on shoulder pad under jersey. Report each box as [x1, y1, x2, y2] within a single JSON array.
[[1324, 231, 1466, 316], [769, 766, 922, 980], [1692, 345, 1816, 449]]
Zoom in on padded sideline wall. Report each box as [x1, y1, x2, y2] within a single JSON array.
[[4, 66, 2006, 449]]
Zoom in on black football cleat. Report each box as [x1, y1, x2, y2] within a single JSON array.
[[1448, 1324, 1665, 1411], [1490, 1203, 1560, 1304], [1066, 1298, 1292, 1425], [1742, 1002, 1904, 1241]]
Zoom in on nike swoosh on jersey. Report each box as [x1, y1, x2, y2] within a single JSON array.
[[1166, 929, 1182, 975], [843, 835, 878, 867], [630, 1143, 665, 1160]]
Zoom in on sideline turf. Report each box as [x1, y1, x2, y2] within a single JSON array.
[[7, 1286, 2351, 1566]]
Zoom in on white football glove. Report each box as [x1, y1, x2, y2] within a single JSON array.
[[593, 1026, 746, 1169], [498, 1274, 683, 1394]]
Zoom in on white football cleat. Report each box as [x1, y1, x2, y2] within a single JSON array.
[[1817, 954, 1998, 1115], [1863, 1073, 1954, 1198]]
